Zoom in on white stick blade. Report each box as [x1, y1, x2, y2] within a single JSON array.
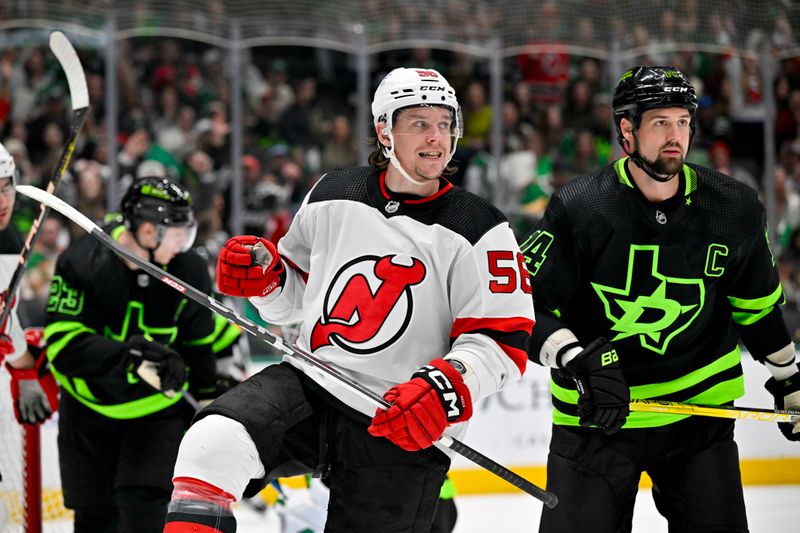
[[15, 185, 96, 233], [49, 31, 89, 110]]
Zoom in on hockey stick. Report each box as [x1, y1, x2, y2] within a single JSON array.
[[630, 399, 800, 424], [0, 31, 89, 329], [15, 184, 559, 509]]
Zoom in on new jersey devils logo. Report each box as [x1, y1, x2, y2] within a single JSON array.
[[310, 255, 426, 354]]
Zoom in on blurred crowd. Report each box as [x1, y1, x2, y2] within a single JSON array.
[[4, 2, 800, 340]]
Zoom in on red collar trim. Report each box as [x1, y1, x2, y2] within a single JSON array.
[[378, 170, 453, 204]]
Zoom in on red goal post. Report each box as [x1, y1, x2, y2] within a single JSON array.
[[0, 368, 72, 532]]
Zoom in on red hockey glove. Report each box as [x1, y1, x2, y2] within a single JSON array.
[[369, 358, 473, 451], [216, 236, 286, 298], [765, 363, 800, 441], [0, 333, 13, 362], [7, 336, 59, 425], [0, 290, 17, 363]]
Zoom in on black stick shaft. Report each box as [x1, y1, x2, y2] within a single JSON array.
[[0, 106, 88, 327]]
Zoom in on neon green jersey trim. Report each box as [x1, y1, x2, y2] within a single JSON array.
[[211, 319, 241, 354], [614, 158, 633, 187], [613, 157, 695, 197], [44, 321, 97, 360], [51, 365, 187, 419], [732, 308, 772, 326], [553, 376, 744, 428], [439, 477, 457, 500], [728, 283, 783, 311], [551, 346, 745, 428]]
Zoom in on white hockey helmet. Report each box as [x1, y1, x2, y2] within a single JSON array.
[[0, 141, 16, 184], [371, 68, 462, 185]]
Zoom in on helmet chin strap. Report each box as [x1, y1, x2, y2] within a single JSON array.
[[130, 224, 164, 264], [381, 131, 453, 187], [626, 131, 678, 183]]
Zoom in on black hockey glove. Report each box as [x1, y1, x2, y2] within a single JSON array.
[[127, 335, 186, 396], [563, 337, 630, 434], [764, 363, 800, 441]]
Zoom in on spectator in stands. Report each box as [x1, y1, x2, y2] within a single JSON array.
[[75, 159, 108, 229], [571, 129, 603, 176], [116, 128, 152, 204], [197, 101, 230, 168], [240, 154, 288, 237], [20, 216, 67, 327], [539, 104, 567, 161], [460, 80, 492, 151], [158, 106, 198, 162], [152, 86, 181, 134], [724, 38, 766, 171], [564, 79, 594, 131], [708, 140, 759, 191], [320, 114, 358, 172], [264, 59, 295, 123], [278, 77, 324, 151]]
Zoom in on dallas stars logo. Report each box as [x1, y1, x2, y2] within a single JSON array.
[[591, 245, 704, 355]]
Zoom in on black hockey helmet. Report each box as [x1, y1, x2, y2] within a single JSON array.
[[122, 177, 194, 228], [121, 176, 196, 251], [612, 66, 698, 149]]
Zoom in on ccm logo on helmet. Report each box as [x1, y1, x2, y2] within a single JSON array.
[[420, 86, 446, 91], [664, 86, 689, 93]]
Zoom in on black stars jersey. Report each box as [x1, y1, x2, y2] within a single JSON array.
[[523, 157, 791, 428], [248, 166, 535, 428], [44, 222, 217, 419]]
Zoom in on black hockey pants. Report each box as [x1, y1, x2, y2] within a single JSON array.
[[200, 362, 451, 533], [539, 416, 748, 533]]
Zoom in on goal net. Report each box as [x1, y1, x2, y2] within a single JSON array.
[[0, 368, 72, 533]]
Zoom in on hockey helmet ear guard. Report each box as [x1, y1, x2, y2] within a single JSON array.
[[612, 65, 698, 150]]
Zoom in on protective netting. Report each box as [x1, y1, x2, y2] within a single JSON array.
[[0, 0, 798, 58], [0, 369, 72, 533]]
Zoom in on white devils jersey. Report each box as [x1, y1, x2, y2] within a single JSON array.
[[250, 167, 535, 423], [0, 254, 27, 361]]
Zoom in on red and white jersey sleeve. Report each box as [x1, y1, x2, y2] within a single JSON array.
[[248, 167, 536, 418], [447, 222, 535, 400], [0, 254, 27, 362]]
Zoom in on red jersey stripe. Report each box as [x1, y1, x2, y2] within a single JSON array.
[[451, 316, 535, 337]]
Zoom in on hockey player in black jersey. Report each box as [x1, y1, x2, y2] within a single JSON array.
[[522, 66, 800, 533], [164, 68, 534, 532], [44, 176, 217, 532]]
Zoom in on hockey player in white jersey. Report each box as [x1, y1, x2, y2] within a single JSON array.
[[0, 141, 58, 426], [165, 68, 535, 532]]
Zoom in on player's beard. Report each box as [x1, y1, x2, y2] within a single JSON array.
[[644, 144, 684, 177]]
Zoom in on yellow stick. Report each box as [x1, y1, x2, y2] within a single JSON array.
[[630, 399, 800, 423]]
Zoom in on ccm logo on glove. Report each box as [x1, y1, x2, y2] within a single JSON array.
[[216, 236, 286, 298], [412, 364, 464, 421], [369, 358, 473, 451]]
